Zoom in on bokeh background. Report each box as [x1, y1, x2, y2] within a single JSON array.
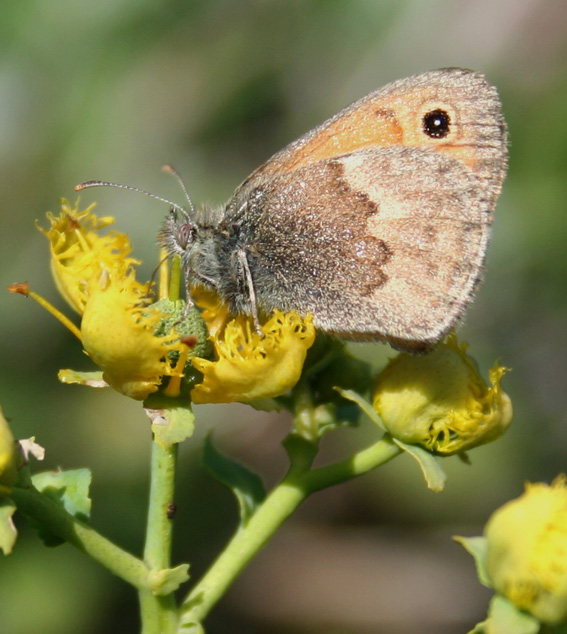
[[1, 1, 566, 633]]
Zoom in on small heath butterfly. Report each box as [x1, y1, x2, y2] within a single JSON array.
[[79, 68, 507, 352]]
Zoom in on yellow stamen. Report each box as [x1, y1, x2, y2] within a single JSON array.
[[162, 343, 190, 398], [8, 282, 81, 340]]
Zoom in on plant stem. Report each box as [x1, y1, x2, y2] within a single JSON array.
[[291, 377, 318, 441], [178, 475, 310, 629], [139, 591, 164, 634], [141, 438, 179, 633], [303, 435, 402, 491], [177, 434, 401, 630], [11, 485, 149, 589], [144, 440, 177, 569]]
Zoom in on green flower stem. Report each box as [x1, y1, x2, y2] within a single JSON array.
[[139, 591, 165, 634], [302, 435, 401, 492], [141, 439, 179, 633], [139, 590, 178, 634], [11, 485, 148, 589], [144, 439, 177, 570], [178, 474, 311, 628], [292, 377, 318, 441], [168, 256, 182, 302], [178, 435, 400, 629]]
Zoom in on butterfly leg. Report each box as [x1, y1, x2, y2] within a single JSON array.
[[237, 249, 262, 335], [181, 264, 195, 318]]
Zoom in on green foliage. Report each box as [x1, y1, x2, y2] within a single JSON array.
[[144, 396, 195, 449], [202, 435, 266, 527], [337, 388, 447, 491], [31, 469, 92, 546], [454, 535, 492, 587], [473, 595, 541, 634]]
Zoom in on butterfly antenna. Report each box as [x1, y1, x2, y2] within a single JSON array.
[[74, 180, 192, 222], [162, 164, 196, 215]]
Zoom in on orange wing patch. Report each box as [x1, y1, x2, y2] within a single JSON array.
[[278, 104, 403, 173], [256, 87, 480, 178]]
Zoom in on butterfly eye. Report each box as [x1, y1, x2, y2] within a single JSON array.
[[422, 109, 451, 139], [177, 223, 194, 250]]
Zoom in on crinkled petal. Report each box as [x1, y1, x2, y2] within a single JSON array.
[[80, 269, 184, 400], [191, 311, 315, 404], [192, 286, 231, 337], [37, 199, 140, 314]]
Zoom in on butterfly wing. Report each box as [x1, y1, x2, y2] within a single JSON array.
[[240, 68, 507, 201], [222, 68, 507, 350], [228, 146, 489, 350]]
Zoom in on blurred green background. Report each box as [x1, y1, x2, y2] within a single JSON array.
[[1, 1, 566, 633]]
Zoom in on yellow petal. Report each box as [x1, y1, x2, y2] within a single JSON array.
[[191, 311, 315, 404], [81, 269, 183, 400], [191, 286, 231, 337], [37, 199, 140, 314]]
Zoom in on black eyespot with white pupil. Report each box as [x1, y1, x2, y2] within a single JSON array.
[[422, 109, 451, 139]]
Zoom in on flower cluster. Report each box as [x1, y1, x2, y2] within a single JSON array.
[[11, 199, 512, 455], [33, 200, 315, 404]]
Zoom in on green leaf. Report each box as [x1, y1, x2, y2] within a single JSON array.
[[248, 398, 283, 412], [144, 396, 195, 449], [0, 499, 17, 555], [336, 388, 447, 491], [147, 563, 190, 596], [179, 623, 205, 634], [466, 621, 487, 634], [32, 469, 92, 520], [454, 535, 491, 587], [485, 595, 540, 634], [31, 469, 92, 546], [393, 440, 447, 491], [203, 435, 266, 527], [335, 388, 386, 430], [58, 369, 106, 388]]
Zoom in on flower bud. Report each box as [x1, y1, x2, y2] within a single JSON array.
[[0, 406, 20, 494], [485, 476, 567, 626], [372, 336, 512, 454]]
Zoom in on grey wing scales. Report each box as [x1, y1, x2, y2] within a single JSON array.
[[228, 146, 490, 350]]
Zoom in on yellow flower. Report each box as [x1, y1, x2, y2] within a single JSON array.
[[31, 199, 314, 404], [485, 476, 567, 625], [37, 200, 138, 314], [192, 286, 231, 338], [0, 405, 20, 495], [191, 311, 316, 404], [36, 200, 192, 400], [80, 270, 184, 400], [372, 335, 512, 455]]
